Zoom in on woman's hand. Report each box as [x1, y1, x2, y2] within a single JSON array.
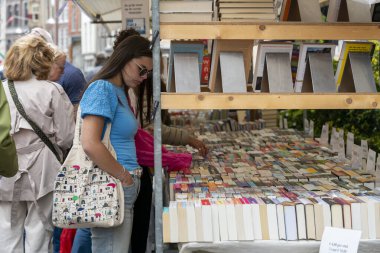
[[118, 170, 134, 187]]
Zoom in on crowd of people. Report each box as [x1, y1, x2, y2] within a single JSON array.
[[0, 27, 207, 253]]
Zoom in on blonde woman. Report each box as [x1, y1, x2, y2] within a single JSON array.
[[0, 35, 74, 253]]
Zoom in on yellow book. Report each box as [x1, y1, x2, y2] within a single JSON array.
[[335, 41, 374, 87]]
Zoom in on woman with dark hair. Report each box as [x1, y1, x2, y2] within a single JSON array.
[[79, 33, 152, 253]]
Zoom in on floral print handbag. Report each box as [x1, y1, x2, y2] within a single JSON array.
[[52, 108, 124, 228]]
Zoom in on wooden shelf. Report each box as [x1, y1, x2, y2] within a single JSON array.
[[160, 22, 380, 40], [161, 93, 380, 109]]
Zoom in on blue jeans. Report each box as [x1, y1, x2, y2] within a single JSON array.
[[91, 178, 140, 253], [53, 227, 62, 253], [71, 228, 92, 253]]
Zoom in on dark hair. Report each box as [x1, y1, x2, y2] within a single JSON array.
[[113, 29, 140, 50], [86, 30, 153, 127], [95, 53, 107, 66]]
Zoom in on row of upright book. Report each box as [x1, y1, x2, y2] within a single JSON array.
[[167, 40, 377, 93], [164, 191, 380, 242], [163, 128, 380, 243], [159, 0, 380, 22]]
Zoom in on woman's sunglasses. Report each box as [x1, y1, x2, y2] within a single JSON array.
[[133, 60, 153, 77]]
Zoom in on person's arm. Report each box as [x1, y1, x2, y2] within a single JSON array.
[[0, 81, 18, 177], [149, 124, 208, 156], [81, 115, 134, 187], [51, 84, 75, 151]]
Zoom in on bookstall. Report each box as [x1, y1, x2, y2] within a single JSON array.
[[150, 1, 380, 253]]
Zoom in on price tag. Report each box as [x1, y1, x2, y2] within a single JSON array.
[[346, 132, 354, 158], [320, 124, 329, 145], [319, 227, 361, 253], [351, 144, 362, 169], [366, 149, 376, 172], [309, 120, 314, 138], [330, 127, 337, 147], [376, 156, 380, 171], [338, 138, 346, 160], [304, 118, 309, 133], [361, 140, 368, 159], [279, 115, 284, 129]]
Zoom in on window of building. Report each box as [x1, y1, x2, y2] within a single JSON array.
[[6, 5, 12, 27], [32, 3, 39, 22], [24, 2, 28, 26], [71, 5, 77, 32], [14, 4, 19, 27], [59, 1, 68, 23]]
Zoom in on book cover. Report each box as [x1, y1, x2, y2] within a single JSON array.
[[169, 201, 179, 242], [219, 8, 275, 14], [241, 197, 255, 240], [225, 198, 238, 240], [279, 0, 291, 20], [220, 12, 277, 19], [201, 199, 213, 241], [299, 198, 316, 240], [219, 2, 274, 8], [262, 197, 279, 240], [209, 40, 253, 92], [283, 203, 298, 240], [167, 41, 205, 92], [322, 198, 344, 229], [295, 43, 336, 92], [160, 0, 213, 13], [218, 0, 274, 2], [295, 203, 307, 240], [252, 41, 293, 90], [160, 12, 213, 22], [274, 197, 288, 240], [335, 41, 374, 87], [201, 54, 211, 85], [178, 201, 189, 242], [217, 199, 229, 241], [186, 200, 197, 242], [163, 207, 171, 243]]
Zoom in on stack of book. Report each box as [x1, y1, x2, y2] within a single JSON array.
[[163, 129, 379, 243], [159, 0, 214, 22], [217, 0, 277, 21]]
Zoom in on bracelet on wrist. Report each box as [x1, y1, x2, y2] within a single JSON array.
[[116, 167, 126, 181]]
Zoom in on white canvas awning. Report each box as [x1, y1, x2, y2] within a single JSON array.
[[73, 0, 122, 32]]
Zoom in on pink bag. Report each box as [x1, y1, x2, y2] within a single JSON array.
[[134, 128, 192, 173]]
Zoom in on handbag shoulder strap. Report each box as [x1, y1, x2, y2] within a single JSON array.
[[8, 80, 62, 163]]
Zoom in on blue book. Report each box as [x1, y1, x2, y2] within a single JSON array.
[[167, 41, 204, 91]]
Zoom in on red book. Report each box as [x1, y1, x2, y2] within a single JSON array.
[[201, 55, 211, 84], [201, 199, 211, 205]]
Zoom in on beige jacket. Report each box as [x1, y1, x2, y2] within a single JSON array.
[[0, 77, 74, 203]]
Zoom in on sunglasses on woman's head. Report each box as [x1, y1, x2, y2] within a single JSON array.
[[133, 60, 152, 77]]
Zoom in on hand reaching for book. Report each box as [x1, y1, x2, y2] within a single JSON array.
[[188, 137, 208, 156]]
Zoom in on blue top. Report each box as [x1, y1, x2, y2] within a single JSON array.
[[58, 61, 86, 105], [80, 80, 139, 171]]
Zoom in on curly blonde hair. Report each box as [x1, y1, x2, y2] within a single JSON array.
[[4, 35, 54, 81]]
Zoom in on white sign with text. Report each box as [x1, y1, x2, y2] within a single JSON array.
[[122, 0, 150, 37], [320, 227, 361, 253]]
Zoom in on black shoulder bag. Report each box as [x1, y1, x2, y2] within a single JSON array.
[[8, 80, 62, 163]]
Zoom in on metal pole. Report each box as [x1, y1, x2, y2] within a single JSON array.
[[152, 0, 163, 252], [55, 0, 59, 45]]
